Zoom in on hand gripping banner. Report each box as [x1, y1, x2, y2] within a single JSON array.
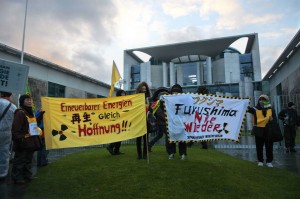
[[42, 94, 147, 150], [161, 94, 249, 142]]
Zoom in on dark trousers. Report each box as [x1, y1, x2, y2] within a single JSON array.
[[284, 125, 296, 149], [37, 138, 48, 166], [166, 135, 187, 156], [136, 133, 148, 158], [12, 150, 34, 181], [149, 125, 165, 147], [108, 142, 121, 153], [255, 128, 273, 163]]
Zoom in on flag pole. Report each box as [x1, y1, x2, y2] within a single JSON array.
[[21, 0, 28, 64]]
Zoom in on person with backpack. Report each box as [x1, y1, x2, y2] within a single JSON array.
[[278, 102, 299, 153], [0, 91, 17, 184], [148, 87, 169, 152]]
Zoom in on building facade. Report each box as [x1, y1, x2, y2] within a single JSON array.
[[263, 29, 300, 114], [0, 43, 111, 108], [123, 33, 265, 105]]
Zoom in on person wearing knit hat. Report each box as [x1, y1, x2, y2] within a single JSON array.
[[0, 91, 17, 183], [11, 93, 37, 184], [168, 84, 187, 160], [278, 102, 299, 153], [170, 84, 183, 94], [248, 94, 276, 167]]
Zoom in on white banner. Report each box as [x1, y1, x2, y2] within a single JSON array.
[[162, 94, 249, 142]]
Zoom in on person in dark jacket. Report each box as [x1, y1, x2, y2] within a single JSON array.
[[248, 94, 276, 167], [148, 87, 169, 152], [11, 94, 37, 184], [135, 82, 152, 160], [278, 102, 299, 153], [167, 84, 187, 160], [107, 90, 126, 155]]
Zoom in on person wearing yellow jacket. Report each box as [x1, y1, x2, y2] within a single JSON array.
[[248, 94, 276, 168]]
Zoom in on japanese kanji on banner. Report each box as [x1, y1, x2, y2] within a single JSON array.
[[161, 94, 249, 142], [41, 94, 147, 150]]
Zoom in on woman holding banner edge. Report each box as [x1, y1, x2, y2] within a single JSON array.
[[248, 94, 276, 168], [135, 82, 152, 160], [167, 84, 187, 160]]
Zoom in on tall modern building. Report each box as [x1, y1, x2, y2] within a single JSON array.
[[123, 33, 263, 103]]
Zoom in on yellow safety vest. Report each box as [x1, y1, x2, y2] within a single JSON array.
[[252, 108, 272, 127]]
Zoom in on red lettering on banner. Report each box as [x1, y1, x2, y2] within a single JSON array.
[[184, 113, 220, 133], [78, 123, 121, 137]]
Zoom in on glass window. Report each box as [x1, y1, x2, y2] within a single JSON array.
[[131, 65, 140, 74], [131, 73, 140, 82], [239, 53, 252, 63], [180, 62, 198, 86], [48, 82, 65, 97]]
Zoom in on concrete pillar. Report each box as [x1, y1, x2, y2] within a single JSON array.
[[163, 62, 168, 87], [244, 76, 254, 131], [253, 90, 263, 106], [200, 62, 204, 84], [177, 65, 183, 86], [244, 76, 254, 106], [252, 33, 262, 81], [170, 62, 175, 86], [196, 62, 201, 86], [146, 62, 152, 88], [124, 63, 131, 90], [206, 57, 212, 84], [239, 80, 245, 98]]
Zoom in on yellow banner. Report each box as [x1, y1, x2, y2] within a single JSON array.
[[42, 94, 146, 150]]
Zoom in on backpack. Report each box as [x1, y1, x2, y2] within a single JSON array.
[[283, 109, 297, 126], [147, 111, 157, 133]]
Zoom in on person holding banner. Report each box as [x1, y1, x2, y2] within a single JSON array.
[[148, 87, 170, 152], [135, 82, 152, 160], [248, 94, 276, 168], [107, 89, 126, 155], [11, 94, 38, 184], [167, 84, 187, 160], [187, 85, 209, 149], [0, 91, 17, 184]]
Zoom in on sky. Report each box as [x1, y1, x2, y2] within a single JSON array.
[[0, 0, 299, 85]]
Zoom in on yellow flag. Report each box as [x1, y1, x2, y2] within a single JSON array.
[[109, 61, 121, 97], [25, 84, 36, 111]]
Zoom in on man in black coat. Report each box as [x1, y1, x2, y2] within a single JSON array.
[[278, 102, 299, 153]]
